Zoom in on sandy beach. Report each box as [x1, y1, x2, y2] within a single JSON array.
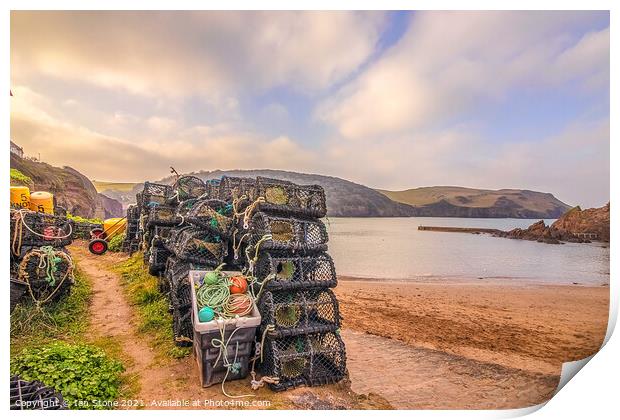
[[335, 277, 609, 408]]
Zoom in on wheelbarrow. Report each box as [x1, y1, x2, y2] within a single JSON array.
[[88, 217, 127, 255]]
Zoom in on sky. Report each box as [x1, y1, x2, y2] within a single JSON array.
[[10, 11, 610, 207]]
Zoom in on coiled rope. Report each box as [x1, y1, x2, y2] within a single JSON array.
[[18, 246, 73, 307]]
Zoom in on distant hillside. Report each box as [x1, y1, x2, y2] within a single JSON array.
[[10, 155, 123, 219], [378, 186, 571, 218], [124, 169, 417, 217], [92, 181, 138, 193]]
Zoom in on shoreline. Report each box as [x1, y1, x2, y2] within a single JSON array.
[[337, 274, 610, 287]]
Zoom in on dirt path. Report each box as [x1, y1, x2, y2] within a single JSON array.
[[342, 330, 557, 409], [69, 244, 389, 410]]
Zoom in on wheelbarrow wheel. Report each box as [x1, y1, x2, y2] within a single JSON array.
[[89, 239, 108, 255], [90, 228, 106, 239]]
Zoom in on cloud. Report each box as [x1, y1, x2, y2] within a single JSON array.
[[318, 11, 609, 139], [11, 11, 385, 98]]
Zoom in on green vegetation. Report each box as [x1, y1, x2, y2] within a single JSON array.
[[66, 212, 103, 225], [108, 233, 125, 252], [10, 168, 32, 185], [92, 181, 138, 193], [11, 267, 92, 355], [113, 253, 190, 359], [11, 342, 124, 410]]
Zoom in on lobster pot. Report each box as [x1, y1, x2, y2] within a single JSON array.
[[147, 205, 181, 227], [172, 176, 207, 202], [189, 270, 261, 387], [148, 245, 172, 276], [258, 289, 341, 338], [205, 179, 221, 199], [186, 199, 233, 236], [10, 211, 73, 248], [10, 376, 66, 410], [141, 182, 172, 208], [170, 227, 227, 266], [177, 198, 199, 218], [164, 257, 211, 298], [18, 249, 74, 303], [253, 251, 337, 291], [252, 177, 327, 218], [10, 279, 28, 312], [217, 176, 256, 202], [153, 225, 173, 243], [247, 212, 328, 253], [72, 222, 103, 240], [259, 330, 347, 392]]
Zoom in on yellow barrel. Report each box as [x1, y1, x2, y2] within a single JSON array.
[[103, 217, 127, 239], [10, 186, 31, 209], [29, 191, 54, 214]]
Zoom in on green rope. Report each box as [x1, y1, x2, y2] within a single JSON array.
[[39, 245, 61, 286], [196, 281, 231, 314]]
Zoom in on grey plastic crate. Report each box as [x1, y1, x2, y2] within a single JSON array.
[[189, 270, 261, 388]]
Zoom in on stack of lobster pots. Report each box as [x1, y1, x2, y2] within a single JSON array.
[[232, 176, 347, 391], [9, 210, 75, 312], [130, 175, 347, 391], [121, 205, 141, 254]]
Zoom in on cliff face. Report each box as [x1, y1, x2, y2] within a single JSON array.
[[499, 203, 610, 244], [10, 154, 123, 219], [551, 203, 610, 242]]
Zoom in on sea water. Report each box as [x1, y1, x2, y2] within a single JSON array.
[[326, 217, 610, 284]]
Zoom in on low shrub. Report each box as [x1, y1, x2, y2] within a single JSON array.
[[11, 341, 124, 410], [66, 212, 103, 225], [107, 233, 125, 252], [10, 168, 32, 185]]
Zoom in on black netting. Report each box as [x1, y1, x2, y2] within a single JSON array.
[[172, 176, 206, 201], [185, 199, 234, 236], [148, 245, 171, 275], [169, 227, 227, 266], [252, 176, 327, 218], [71, 221, 103, 240], [18, 249, 74, 303], [259, 330, 347, 392], [10, 279, 28, 312], [247, 212, 328, 252], [141, 182, 172, 208], [10, 376, 66, 410], [258, 289, 341, 338], [10, 211, 73, 249], [172, 304, 193, 347], [147, 205, 181, 227], [218, 176, 256, 202], [252, 251, 337, 291]]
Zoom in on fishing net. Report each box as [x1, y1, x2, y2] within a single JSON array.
[[247, 212, 328, 252], [169, 227, 227, 266], [141, 182, 172, 208], [10, 376, 66, 410], [258, 289, 341, 338], [172, 176, 206, 202], [10, 210, 73, 250], [259, 330, 347, 392], [186, 199, 234, 236], [251, 177, 327, 218], [147, 205, 181, 227], [18, 248, 74, 304], [252, 251, 337, 291]]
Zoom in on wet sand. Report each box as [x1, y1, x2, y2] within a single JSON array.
[[335, 277, 609, 408]]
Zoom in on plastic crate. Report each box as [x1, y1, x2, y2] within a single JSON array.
[[185, 199, 234, 236], [252, 251, 337, 291], [10, 376, 66, 410], [259, 330, 347, 392], [247, 212, 328, 253], [251, 176, 327, 218], [10, 210, 73, 249], [189, 270, 261, 387], [169, 227, 227, 266], [258, 289, 341, 338]]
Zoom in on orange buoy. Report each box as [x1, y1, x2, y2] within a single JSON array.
[[10, 186, 30, 209], [29, 191, 54, 214]]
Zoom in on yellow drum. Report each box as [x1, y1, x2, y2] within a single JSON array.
[[29, 191, 54, 214], [103, 217, 127, 239], [10, 186, 30, 209]]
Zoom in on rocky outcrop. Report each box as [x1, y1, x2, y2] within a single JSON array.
[[10, 154, 123, 219], [498, 203, 610, 244]]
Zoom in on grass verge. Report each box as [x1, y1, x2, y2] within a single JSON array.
[[113, 252, 191, 360]]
